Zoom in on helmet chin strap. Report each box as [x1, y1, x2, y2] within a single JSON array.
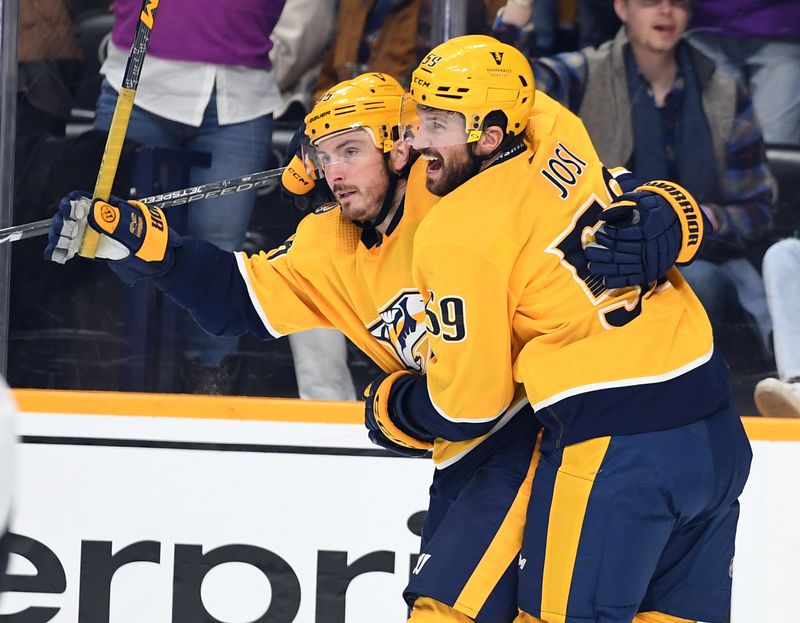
[[467, 142, 488, 179], [467, 133, 526, 179], [352, 167, 400, 230]]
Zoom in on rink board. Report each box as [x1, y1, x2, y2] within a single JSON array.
[[1, 390, 798, 623]]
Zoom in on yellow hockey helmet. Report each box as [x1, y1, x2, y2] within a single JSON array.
[[304, 72, 405, 152], [410, 35, 534, 142]]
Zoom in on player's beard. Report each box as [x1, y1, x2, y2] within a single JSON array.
[[424, 145, 473, 197], [332, 172, 389, 223]]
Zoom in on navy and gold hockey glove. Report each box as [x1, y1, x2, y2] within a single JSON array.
[[280, 124, 334, 213], [586, 180, 705, 289], [44, 191, 180, 284], [363, 371, 432, 458]]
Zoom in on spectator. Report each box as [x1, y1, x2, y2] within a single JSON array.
[[95, 0, 286, 393], [17, 0, 82, 139], [754, 237, 800, 418], [312, 0, 421, 101], [496, 0, 776, 371], [578, 0, 623, 48], [11, 0, 134, 393], [269, 0, 335, 120], [316, 0, 502, 100], [688, 0, 800, 146], [492, 0, 620, 53]]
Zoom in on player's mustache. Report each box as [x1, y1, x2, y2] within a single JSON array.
[[332, 184, 358, 194], [419, 148, 443, 160]]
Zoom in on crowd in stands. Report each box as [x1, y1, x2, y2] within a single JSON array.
[[7, 0, 800, 417]]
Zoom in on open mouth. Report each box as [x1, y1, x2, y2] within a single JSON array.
[[653, 24, 675, 36], [423, 153, 443, 175]]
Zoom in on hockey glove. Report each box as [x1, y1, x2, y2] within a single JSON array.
[[280, 124, 334, 213], [363, 371, 432, 458], [44, 191, 180, 284], [281, 154, 334, 213], [585, 180, 704, 289]]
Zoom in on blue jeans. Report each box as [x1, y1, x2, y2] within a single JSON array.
[[688, 33, 800, 145], [95, 80, 273, 366], [680, 259, 770, 368], [762, 238, 800, 380]]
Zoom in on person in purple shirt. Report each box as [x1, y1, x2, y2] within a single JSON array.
[[94, 0, 286, 393], [688, 0, 800, 146]]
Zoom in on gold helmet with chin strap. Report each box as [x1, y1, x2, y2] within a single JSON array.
[[304, 72, 405, 152], [410, 34, 535, 142]]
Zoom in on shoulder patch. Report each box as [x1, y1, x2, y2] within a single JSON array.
[[267, 238, 294, 261]]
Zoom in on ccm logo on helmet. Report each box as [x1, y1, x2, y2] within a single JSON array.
[[412, 76, 431, 88]]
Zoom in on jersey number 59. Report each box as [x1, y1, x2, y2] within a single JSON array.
[[425, 294, 467, 342]]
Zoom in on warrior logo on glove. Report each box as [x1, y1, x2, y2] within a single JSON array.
[[44, 192, 176, 279], [98, 203, 119, 230]]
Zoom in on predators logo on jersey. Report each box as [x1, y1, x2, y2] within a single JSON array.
[[368, 290, 429, 371]]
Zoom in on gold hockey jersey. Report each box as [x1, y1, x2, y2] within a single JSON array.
[[410, 92, 728, 450], [236, 160, 434, 376]]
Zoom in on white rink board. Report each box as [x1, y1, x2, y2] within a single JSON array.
[[731, 440, 800, 622], [2, 408, 798, 622], [3, 412, 433, 623]]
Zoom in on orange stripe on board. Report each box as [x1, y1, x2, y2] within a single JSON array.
[[741, 416, 800, 441], [9, 391, 800, 439], [11, 389, 362, 424]]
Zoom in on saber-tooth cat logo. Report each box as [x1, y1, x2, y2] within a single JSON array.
[[368, 290, 428, 371]]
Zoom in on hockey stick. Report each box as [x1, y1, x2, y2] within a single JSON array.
[[0, 165, 286, 245], [78, 0, 160, 258]]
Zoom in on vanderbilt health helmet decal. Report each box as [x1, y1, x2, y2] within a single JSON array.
[[368, 290, 429, 371]]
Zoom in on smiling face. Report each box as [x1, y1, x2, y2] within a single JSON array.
[[411, 106, 474, 197], [615, 0, 690, 55], [315, 129, 391, 222]]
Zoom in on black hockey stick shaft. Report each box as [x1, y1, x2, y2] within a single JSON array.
[[0, 166, 286, 245]]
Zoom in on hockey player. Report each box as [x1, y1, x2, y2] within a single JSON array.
[[363, 35, 752, 623], [45, 70, 708, 621], [44, 73, 538, 622]]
